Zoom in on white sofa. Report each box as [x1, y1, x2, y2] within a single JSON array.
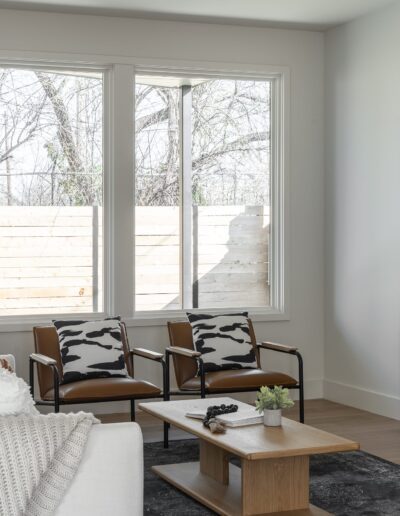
[[0, 354, 144, 515], [56, 421, 143, 516]]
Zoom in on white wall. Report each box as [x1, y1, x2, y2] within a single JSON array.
[[325, 0, 400, 419], [0, 9, 325, 414]]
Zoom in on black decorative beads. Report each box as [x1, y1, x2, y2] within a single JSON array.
[[203, 403, 238, 428]]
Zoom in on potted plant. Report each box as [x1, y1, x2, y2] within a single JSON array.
[[255, 385, 294, 426]]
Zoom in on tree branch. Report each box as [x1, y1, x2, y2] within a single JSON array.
[[136, 107, 169, 133], [192, 131, 268, 171], [35, 72, 84, 174]]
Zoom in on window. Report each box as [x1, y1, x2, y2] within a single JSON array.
[[0, 60, 286, 324], [0, 66, 104, 316], [135, 75, 272, 312]]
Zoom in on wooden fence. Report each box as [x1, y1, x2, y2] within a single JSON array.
[[135, 205, 270, 310], [0, 206, 102, 315], [0, 205, 269, 315]]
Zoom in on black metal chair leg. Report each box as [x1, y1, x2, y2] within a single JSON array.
[[296, 351, 305, 423], [130, 399, 136, 422], [29, 357, 35, 399], [54, 367, 60, 413], [163, 422, 169, 448], [164, 352, 171, 448], [199, 359, 206, 399], [299, 384, 305, 423]]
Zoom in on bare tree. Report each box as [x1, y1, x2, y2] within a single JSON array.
[[0, 69, 102, 206], [0, 70, 47, 205], [1, 70, 269, 208], [35, 72, 84, 174], [135, 79, 270, 207]]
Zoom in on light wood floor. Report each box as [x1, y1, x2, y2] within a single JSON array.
[[98, 399, 400, 464]]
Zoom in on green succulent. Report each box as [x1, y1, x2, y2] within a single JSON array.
[[255, 385, 295, 412]]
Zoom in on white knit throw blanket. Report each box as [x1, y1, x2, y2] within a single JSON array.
[[0, 412, 98, 516]]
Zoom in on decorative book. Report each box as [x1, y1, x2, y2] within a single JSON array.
[[185, 410, 207, 420], [215, 410, 262, 427], [185, 409, 262, 427]]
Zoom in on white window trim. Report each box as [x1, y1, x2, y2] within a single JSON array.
[[0, 52, 289, 332], [132, 64, 290, 326], [0, 60, 116, 330]]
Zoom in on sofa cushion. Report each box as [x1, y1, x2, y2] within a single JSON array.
[[55, 423, 143, 516], [53, 318, 128, 384], [186, 312, 258, 373]]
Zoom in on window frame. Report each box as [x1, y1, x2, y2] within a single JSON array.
[[0, 60, 113, 326], [0, 54, 289, 331], [132, 65, 290, 325]]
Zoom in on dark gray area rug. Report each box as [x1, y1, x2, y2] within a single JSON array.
[[144, 439, 400, 515]]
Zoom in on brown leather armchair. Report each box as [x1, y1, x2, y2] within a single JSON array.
[[166, 320, 304, 427], [30, 322, 169, 446]]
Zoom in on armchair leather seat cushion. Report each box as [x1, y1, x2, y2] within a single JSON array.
[[43, 377, 161, 403], [180, 368, 297, 392]]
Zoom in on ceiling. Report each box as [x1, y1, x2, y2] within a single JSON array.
[[0, 0, 396, 30]]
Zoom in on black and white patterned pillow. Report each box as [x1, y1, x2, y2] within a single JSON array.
[[187, 312, 258, 374], [53, 317, 129, 384]]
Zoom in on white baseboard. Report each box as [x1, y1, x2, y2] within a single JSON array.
[[324, 379, 400, 420], [304, 378, 324, 399]]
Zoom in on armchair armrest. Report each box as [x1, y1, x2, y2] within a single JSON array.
[[165, 346, 205, 400], [130, 348, 167, 404], [258, 341, 298, 354], [30, 353, 57, 366], [257, 341, 304, 423], [131, 348, 164, 362], [29, 353, 60, 409], [166, 346, 201, 358]]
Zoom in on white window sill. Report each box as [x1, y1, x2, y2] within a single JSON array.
[[0, 308, 289, 332], [128, 308, 289, 327], [0, 312, 107, 333]]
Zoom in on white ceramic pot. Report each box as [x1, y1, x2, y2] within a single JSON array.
[[263, 409, 282, 427]]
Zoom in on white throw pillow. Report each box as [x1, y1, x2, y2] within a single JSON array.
[[0, 368, 38, 416], [0, 355, 15, 372], [53, 318, 129, 384], [187, 312, 258, 373]]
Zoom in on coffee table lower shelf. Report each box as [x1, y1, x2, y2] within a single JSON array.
[[152, 461, 330, 516]]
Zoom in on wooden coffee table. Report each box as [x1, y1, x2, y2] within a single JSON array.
[[139, 397, 359, 515]]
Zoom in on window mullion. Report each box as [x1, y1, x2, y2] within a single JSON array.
[[109, 64, 135, 317], [180, 84, 193, 310]]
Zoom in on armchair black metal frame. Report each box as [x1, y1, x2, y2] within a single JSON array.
[[164, 340, 304, 446], [30, 339, 170, 448]]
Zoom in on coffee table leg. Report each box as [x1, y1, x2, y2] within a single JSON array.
[[199, 439, 230, 485], [241, 455, 310, 515]]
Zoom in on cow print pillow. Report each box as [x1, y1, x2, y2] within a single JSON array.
[[53, 317, 129, 384], [187, 312, 258, 374]]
